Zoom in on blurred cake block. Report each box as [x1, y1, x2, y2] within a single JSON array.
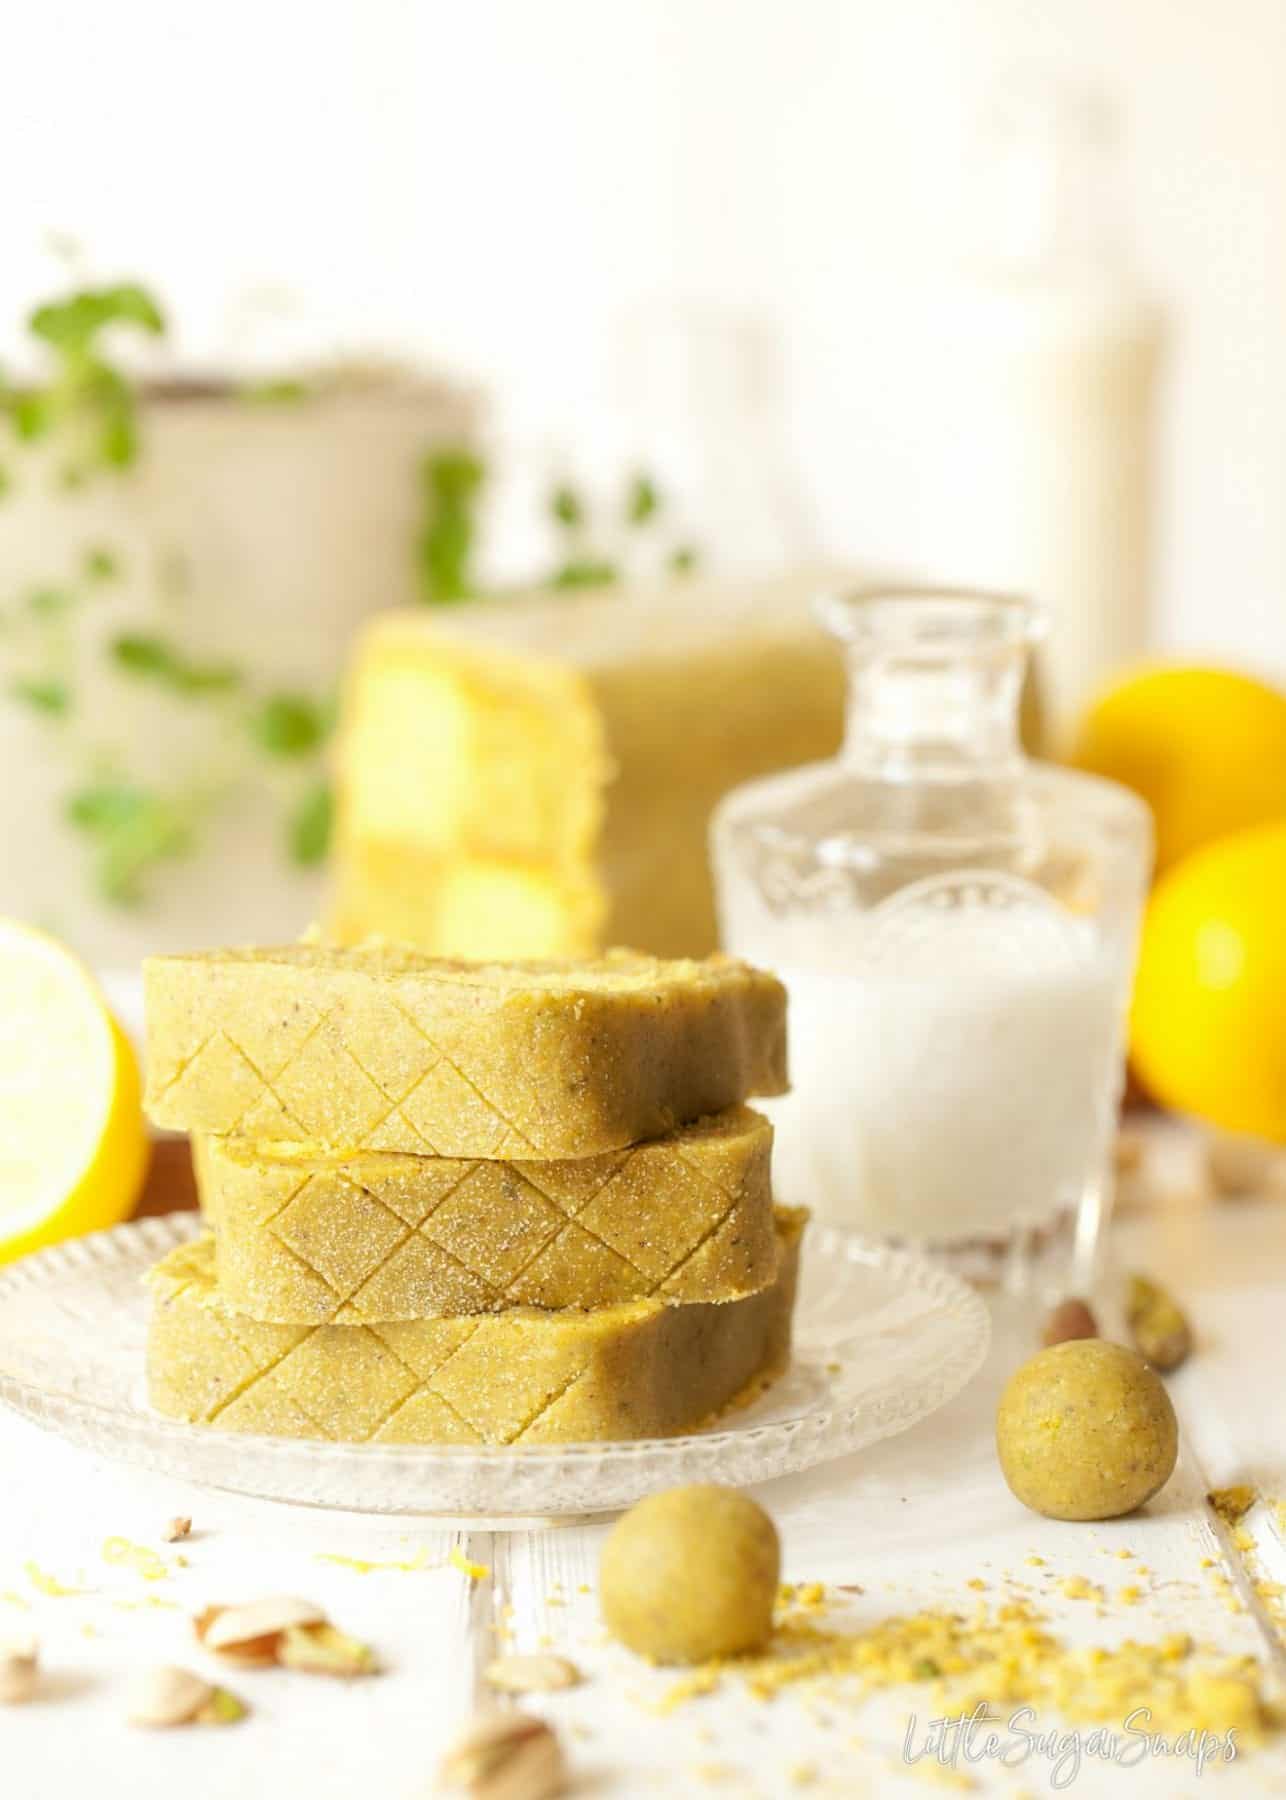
[[332, 566, 852, 958]]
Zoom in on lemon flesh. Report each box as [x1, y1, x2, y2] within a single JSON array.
[[0, 920, 147, 1264]]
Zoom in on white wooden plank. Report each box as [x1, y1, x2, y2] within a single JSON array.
[[2, 1164, 1285, 1797]]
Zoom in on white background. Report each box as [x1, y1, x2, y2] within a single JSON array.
[[2, 0, 1284, 668]]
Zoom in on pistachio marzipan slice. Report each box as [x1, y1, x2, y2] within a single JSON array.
[[144, 945, 787, 1160], [195, 1107, 777, 1323], [146, 1209, 804, 1447]]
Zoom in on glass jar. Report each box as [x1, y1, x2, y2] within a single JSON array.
[[711, 588, 1152, 1293]]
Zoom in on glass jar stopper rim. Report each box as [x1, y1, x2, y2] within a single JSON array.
[[817, 586, 1047, 653]]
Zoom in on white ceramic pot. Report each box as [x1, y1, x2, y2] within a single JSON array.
[[0, 375, 478, 973]]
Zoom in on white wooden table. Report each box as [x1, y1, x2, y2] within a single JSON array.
[[3, 1139, 1285, 1800]]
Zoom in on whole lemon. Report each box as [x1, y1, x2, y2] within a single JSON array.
[[996, 1340, 1178, 1521], [1073, 665, 1286, 871], [1131, 822, 1286, 1141], [600, 1484, 779, 1664]]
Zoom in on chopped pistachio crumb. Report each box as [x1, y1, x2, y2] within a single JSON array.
[[315, 1546, 431, 1574], [1209, 1486, 1257, 1526], [102, 1538, 169, 1581], [24, 1563, 85, 1598], [650, 1596, 1274, 1748]]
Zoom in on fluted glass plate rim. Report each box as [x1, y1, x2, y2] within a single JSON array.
[[0, 1214, 990, 1518]]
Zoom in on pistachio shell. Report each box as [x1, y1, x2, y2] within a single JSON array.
[[127, 1664, 216, 1728], [1126, 1273, 1193, 1372], [277, 1623, 378, 1678], [483, 1654, 581, 1694], [436, 1712, 566, 1799], [199, 1595, 327, 1653], [0, 1636, 38, 1706]]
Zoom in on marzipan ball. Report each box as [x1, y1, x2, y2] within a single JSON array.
[[996, 1339, 1178, 1521], [600, 1484, 779, 1664]]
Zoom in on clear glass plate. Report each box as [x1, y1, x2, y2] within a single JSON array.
[[0, 1215, 990, 1519]]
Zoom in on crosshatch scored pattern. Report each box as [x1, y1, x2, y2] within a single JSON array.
[[153, 995, 549, 1159], [147, 1214, 802, 1448], [201, 1116, 778, 1322], [143, 948, 790, 1159]]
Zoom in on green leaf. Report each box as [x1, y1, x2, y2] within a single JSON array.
[[425, 448, 485, 506], [0, 462, 9, 500], [26, 587, 74, 618], [419, 509, 474, 603], [668, 544, 700, 575], [109, 633, 173, 678], [288, 780, 333, 866], [250, 692, 330, 758], [417, 448, 486, 604], [64, 778, 193, 906], [100, 282, 166, 336], [66, 781, 148, 832], [10, 676, 71, 716], [29, 283, 165, 353], [626, 472, 660, 525], [550, 484, 583, 529], [96, 818, 191, 905], [18, 287, 161, 477], [85, 363, 139, 468], [109, 632, 242, 694], [99, 404, 138, 469], [28, 297, 92, 350], [10, 390, 54, 442], [550, 558, 618, 590], [83, 545, 119, 582]]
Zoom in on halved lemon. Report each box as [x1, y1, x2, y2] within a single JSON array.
[[0, 919, 148, 1265]]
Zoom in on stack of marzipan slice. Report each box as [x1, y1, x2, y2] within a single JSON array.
[[142, 944, 804, 1447]]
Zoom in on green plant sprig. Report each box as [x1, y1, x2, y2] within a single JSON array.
[[64, 776, 198, 907], [418, 449, 484, 603], [418, 455, 699, 605], [7, 283, 165, 477]]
